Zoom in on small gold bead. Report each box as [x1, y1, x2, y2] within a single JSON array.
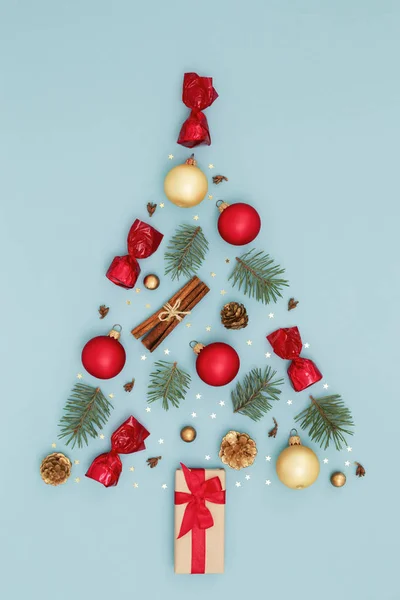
[[143, 274, 160, 290], [330, 471, 346, 487], [180, 426, 197, 443]]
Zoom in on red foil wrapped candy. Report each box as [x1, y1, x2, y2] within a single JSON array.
[[177, 72, 218, 148], [85, 416, 150, 487], [106, 219, 163, 289], [267, 326, 323, 392]]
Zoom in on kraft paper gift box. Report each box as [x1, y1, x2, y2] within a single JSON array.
[[174, 464, 226, 574]]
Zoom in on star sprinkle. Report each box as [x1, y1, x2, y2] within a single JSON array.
[[162, 483, 168, 489], [75, 477, 80, 484], [245, 475, 251, 481], [208, 195, 213, 200], [323, 383, 329, 390], [265, 456, 271, 462], [265, 480, 271, 486], [205, 325, 212, 332], [265, 352, 271, 358], [158, 438, 164, 445], [210, 413, 217, 419], [141, 355, 147, 361], [164, 349, 170, 355], [145, 303, 151, 309], [186, 322, 192, 328], [347, 446, 353, 452], [246, 340, 252, 346], [345, 461, 351, 467], [129, 466, 135, 472], [133, 482, 139, 488], [76, 373, 83, 380], [135, 288, 141, 293], [74, 460, 80, 465], [219, 401, 225, 407], [99, 434, 105, 440], [268, 313, 274, 319], [51, 442, 56, 448], [323, 458, 329, 464], [168, 154, 174, 160], [205, 455, 211, 461], [210, 272, 216, 277], [108, 393, 114, 399], [235, 482, 241, 487], [126, 300, 131, 305], [208, 164, 214, 169], [159, 203, 165, 208], [304, 343, 310, 349], [196, 393, 202, 399], [220, 289, 227, 296], [193, 215, 199, 221], [287, 400, 293, 405], [191, 412, 197, 418]]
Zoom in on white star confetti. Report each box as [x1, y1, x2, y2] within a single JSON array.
[[164, 349, 170, 355], [235, 482, 241, 488], [304, 343, 310, 349], [76, 373, 83, 380], [208, 195, 213, 200], [75, 477, 80, 484], [268, 313, 274, 319], [168, 154, 174, 160], [108, 393, 114, 399], [265, 456, 271, 462], [205, 455, 211, 461], [287, 400, 293, 405], [246, 340, 252, 346], [208, 164, 214, 169], [323, 458, 329, 464], [141, 355, 147, 361], [265, 480, 271, 486], [158, 438, 164, 445], [133, 482, 139, 488], [211, 272, 216, 277], [51, 443, 56, 448], [196, 394, 202, 399], [210, 413, 217, 419], [191, 412, 197, 418], [74, 460, 80, 465], [159, 203, 165, 208], [135, 288, 141, 293], [193, 215, 199, 221], [345, 461, 351, 467], [145, 407, 151, 412], [245, 475, 251, 480], [323, 383, 329, 390], [162, 483, 168, 489], [347, 447, 352, 452], [205, 326, 211, 332], [220, 289, 227, 296], [129, 466, 135, 472], [219, 401, 225, 407], [265, 352, 271, 358], [99, 434, 105, 440], [186, 323, 192, 328]]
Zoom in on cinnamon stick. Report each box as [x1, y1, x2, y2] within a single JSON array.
[[131, 276, 200, 339], [142, 282, 210, 352]]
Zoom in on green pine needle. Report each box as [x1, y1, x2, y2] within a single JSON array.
[[295, 394, 354, 450], [164, 224, 209, 280], [58, 383, 113, 449], [231, 366, 284, 421], [229, 248, 289, 304], [147, 360, 191, 410]]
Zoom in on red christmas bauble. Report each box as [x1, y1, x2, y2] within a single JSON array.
[[217, 202, 261, 246], [82, 327, 126, 379], [195, 342, 240, 387]]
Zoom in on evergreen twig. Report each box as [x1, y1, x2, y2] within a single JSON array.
[[228, 248, 289, 304], [164, 224, 209, 280], [231, 367, 283, 421], [294, 394, 354, 450], [147, 360, 191, 410], [58, 383, 113, 449]]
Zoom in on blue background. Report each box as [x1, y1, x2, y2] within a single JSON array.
[[1, 2, 399, 599]]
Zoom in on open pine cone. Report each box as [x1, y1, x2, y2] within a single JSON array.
[[40, 452, 72, 486], [221, 302, 248, 330], [219, 431, 257, 470]]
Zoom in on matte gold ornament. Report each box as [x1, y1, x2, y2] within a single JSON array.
[[276, 429, 320, 490], [40, 452, 72, 486], [180, 425, 197, 443], [143, 274, 160, 290], [164, 155, 208, 208], [330, 471, 346, 487]]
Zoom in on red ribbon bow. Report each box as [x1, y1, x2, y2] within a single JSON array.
[[267, 326, 323, 392], [175, 463, 225, 574], [177, 73, 218, 148], [106, 219, 163, 289], [85, 416, 150, 487]]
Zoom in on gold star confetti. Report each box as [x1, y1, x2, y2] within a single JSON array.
[[225, 258, 230, 264], [129, 466, 135, 472], [208, 195, 213, 200], [99, 434, 105, 440], [206, 325, 212, 332], [75, 477, 80, 484], [159, 203, 165, 208], [133, 482, 139, 488], [108, 393, 114, 399], [193, 215, 199, 221], [211, 272, 216, 277], [220, 289, 227, 295], [51, 443, 56, 448], [168, 154, 174, 160], [77, 373, 83, 380], [126, 300, 131, 305], [135, 288, 141, 293], [186, 323, 192, 328], [74, 460, 80, 465], [208, 164, 214, 169], [145, 303, 151, 309]]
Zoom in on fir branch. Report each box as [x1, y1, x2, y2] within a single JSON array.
[[58, 383, 113, 449], [164, 224, 209, 281], [294, 394, 354, 451], [229, 248, 289, 305], [147, 360, 191, 410], [231, 367, 283, 421]]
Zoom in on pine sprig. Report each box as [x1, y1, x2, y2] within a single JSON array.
[[164, 224, 209, 280], [294, 394, 354, 450], [231, 366, 284, 421], [147, 360, 191, 410], [58, 383, 113, 449], [229, 248, 289, 304]]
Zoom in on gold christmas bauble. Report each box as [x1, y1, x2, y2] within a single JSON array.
[[180, 425, 197, 443], [276, 430, 320, 490], [330, 471, 346, 487], [164, 155, 208, 208], [143, 274, 160, 290]]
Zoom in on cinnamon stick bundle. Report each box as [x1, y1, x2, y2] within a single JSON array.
[[131, 276, 209, 352]]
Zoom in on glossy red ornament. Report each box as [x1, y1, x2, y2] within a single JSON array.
[[192, 341, 240, 387], [82, 325, 126, 380], [217, 201, 261, 246]]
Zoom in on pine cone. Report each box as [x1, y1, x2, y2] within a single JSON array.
[[221, 302, 248, 330], [219, 431, 257, 470], [40, 452, 72, 486]]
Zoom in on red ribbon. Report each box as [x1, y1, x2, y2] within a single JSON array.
[[175, 463, 226, 574]]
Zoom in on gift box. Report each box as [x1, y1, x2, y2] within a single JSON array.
[[174, 464, 226, 574]]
